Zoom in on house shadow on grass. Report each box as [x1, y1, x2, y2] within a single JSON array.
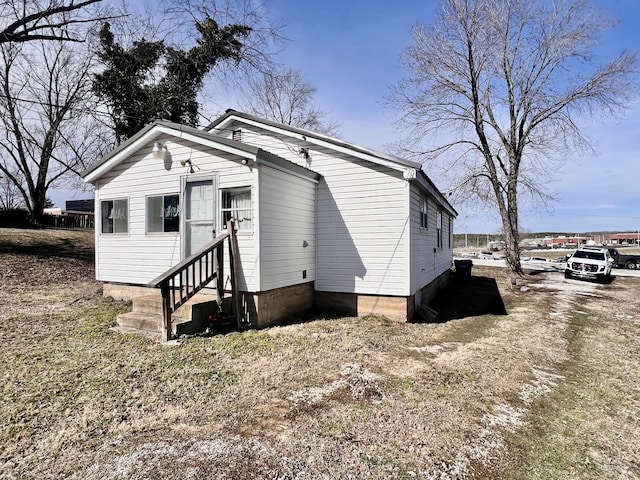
[[424, 274, 508, 323]]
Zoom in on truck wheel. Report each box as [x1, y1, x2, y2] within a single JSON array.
[[625, 260, 638, 270], [564, 270, 571, 279]]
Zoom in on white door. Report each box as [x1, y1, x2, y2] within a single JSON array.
[[184, 179, 216, 257]]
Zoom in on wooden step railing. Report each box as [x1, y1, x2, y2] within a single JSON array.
[[148, 221, 240, 341]]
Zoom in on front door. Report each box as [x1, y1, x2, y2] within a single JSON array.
[[183, 178, 216, 258]]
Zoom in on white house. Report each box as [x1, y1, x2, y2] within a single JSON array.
[[82, 110, 457, 331]]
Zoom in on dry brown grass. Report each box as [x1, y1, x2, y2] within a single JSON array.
[[1, 228, 639, 479]]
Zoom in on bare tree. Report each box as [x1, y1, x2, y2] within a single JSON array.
[[0, 169, 23, 210], [141, 0, 283, 122], [387, 0, 637, 280], [241, 67, 341, 135], [0, 39, 105, 221], [163, 0, 283, 81], [0, 0, 107, 43]]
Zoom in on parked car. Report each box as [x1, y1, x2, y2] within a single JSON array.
[[521, 256, 549, 262], [606, 248, 640, 269], [564, 246, 613, 281]]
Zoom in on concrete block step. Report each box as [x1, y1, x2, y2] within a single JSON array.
[[116, 311, 199, 335], [132, 294, 163, 315], [117, 311, 162, 333], [118, 290, 223, 338]]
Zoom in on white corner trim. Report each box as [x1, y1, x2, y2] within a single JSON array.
[[403, 168, 417, 180]]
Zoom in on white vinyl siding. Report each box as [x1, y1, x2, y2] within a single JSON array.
[[259, 166, 316, 290], [95, 135, 258, 289], [217, 123, 301, 160], [315, 167, 408, 295], [216, 122, 412, 296], [409, 185, 454, 295], [93, 119, 455, 303], [215, 121, 458, 298]]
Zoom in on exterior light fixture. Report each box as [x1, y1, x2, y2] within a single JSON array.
[[241, 158, 248, 165], [152, 142, 166, 160], [180, 159, 194, 173]]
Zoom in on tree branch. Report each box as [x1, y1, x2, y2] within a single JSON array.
[[0, 0, 107, 43]]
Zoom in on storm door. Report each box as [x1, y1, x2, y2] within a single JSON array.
[[183, 176, 217, 258]]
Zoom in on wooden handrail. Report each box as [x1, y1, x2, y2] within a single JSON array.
[[148, 232, 229, 288], [149, 230, 230, 341]]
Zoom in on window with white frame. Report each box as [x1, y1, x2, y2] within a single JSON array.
[[147, 194, 179, 233], [420, 194, 428, 229], [221, 187, 252, 230], [437, 209, 443, 248], [101, 199, 128, 234]]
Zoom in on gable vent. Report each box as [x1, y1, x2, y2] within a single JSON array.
[[232, 129, 242, 142]]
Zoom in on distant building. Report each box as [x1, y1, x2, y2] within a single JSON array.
[[42, 199, 94, 228], [66, 199, 94, 213], [533, 233, 640, 248]]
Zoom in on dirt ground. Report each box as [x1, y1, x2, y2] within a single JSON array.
[[1, 228, 639, 479]]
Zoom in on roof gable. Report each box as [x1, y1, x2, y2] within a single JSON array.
[[207, 109, 456, 216], [82, 120, 319, 184], [206, 109, 423, 173]]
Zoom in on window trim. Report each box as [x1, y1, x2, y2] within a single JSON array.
[[146, 193, 180, 234], [220, 186, 253, 233], [420, 193, 429, 230], [100, 198, 129, 235]]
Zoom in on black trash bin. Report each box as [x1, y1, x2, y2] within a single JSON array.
[[454, 259, 473, 283]]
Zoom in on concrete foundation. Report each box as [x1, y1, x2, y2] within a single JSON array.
[[313, 291, 413, 321], [240, 282, 315, 328], [103, 283, 157, 301], [103, 269, 451, 331], [420, 269, 453, 306]]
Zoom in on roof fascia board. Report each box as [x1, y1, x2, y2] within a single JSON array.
[[256, 149, 320, 184], [83, 124, 257, 183], [83, 128, 159, 183], [216, 113, 419, 174], [413, 172, 458, 217], [154, 125, 257, 159]]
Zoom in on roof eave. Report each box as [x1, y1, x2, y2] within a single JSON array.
[[207, 110, 422, 172], [413, 170, 458, 217], [82, 120, 261, 183]]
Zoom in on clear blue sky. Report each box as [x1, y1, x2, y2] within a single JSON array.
[[256, 0, 640, 235], [57, 0, 640, 235]]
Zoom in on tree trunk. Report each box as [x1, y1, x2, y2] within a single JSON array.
[[502, 223, 522, 284], [500, 180, 522, 284], [29, 188, 47, 224]]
